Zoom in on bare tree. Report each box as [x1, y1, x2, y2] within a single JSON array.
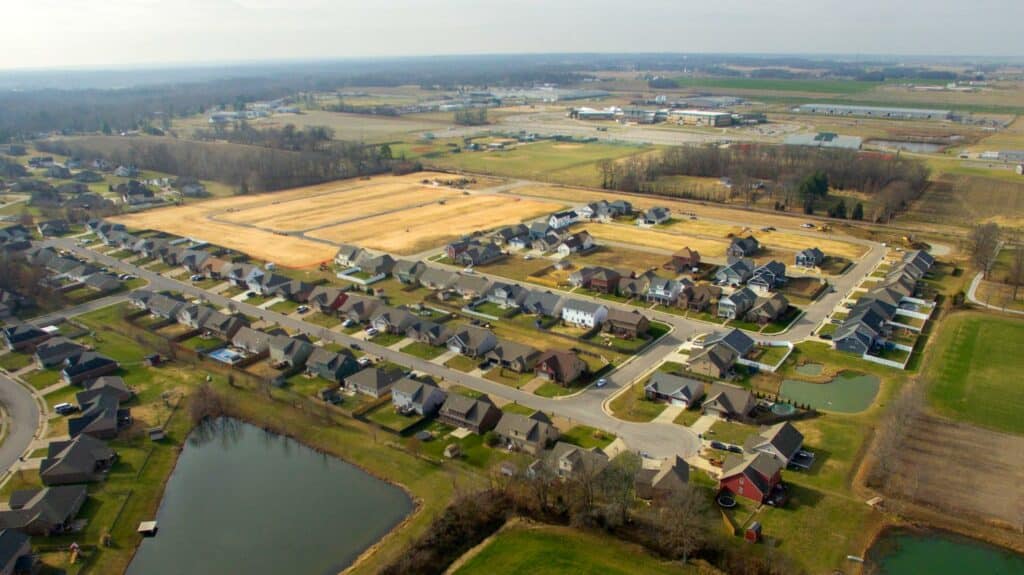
[[1007, 245, 1024, 302], [656, 485, 710, 564], [597, 451, 641, 527], [967, 222, 1001, 277]]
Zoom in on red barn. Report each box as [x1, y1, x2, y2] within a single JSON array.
[[718, 452, 785, 506]]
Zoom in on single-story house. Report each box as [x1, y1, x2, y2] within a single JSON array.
[[69, 389, 130, 439], [644, 372, 704, 407], [681, 284, 722, 313], [701, 328, 756, 357], [556, 231, 595, 257], [40, 435, 116, 486], [485, 340, 541, 373], [0, 528, 31, 574], [34, 337, 86, 369], [485, 283, 529, 309], [370, 307, 418, 334], [637, 206, 671, 226], [268, 335, 314, 369], [76, 376, 134, 406], [746, 293, 789, 325], [0, 485, 89, 536], [521, 290, 563, 318], [307, 286, 349, 315], [543, 441, 609, 479], [405, 320, 451, 347], [231, 327, 273, 356], [447, 326, 497, 358], [393, 260, 427, 284], [418, 268, 456, 291], [339, 294, 381, 324], [702, 382, 756, 420], [2, 324, 51, 352], [62, 352, 118, 385]]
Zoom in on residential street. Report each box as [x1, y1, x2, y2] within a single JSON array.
[[0, 372, 41, 479]]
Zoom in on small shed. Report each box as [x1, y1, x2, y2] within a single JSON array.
[[147, 427, 166, 441], [745, 521, 762, 543], [443, 443, 462, 459], [138, 521, 159, 537]]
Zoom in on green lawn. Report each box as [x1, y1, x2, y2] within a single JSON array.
[[269, 300, 301, 314], [748, 345, 790, 366], [672, 408, 702, 427], [533, 381, 582, 398], [454, 523, 693, 575], [926, 312, 1024, 434], [707, 420, 754, 446], [180, 334, 226, 352], [364, 402, 422, 432], [444, 355, 478, 373], [0, 352, 33, 372], [472, 302, 516, 318], [305, 312, 342, 328], [501, 403, 537, 416], [24, 368, 62, 390], [400, 341, 446, 360], [43, 385, 78, 410], [369, 332, 407, 347], [483, 367, 536, 388], [608, 382, 666, 422], [560, 425, 615, 450]]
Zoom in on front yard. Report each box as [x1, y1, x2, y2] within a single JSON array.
[[444, 355, 479, 373], [608, 382, 666, 422], [364, 402, 422, 432], [483, 367, 536, 388], [400, 341, 446, 360]]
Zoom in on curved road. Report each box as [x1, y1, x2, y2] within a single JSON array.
[[0, 373, 41, 476]]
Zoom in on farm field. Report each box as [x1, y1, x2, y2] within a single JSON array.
[[175, 109, 453, 143], [309, 194, 558, 255], [427, 140, 655, 187], [453, 523, 692, 575], [925, 312, 1024, 435]]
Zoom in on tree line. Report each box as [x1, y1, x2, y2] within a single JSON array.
[[35, 136, 395, 193], [599, 144, 930, 222], [191, 122, 335, 152]]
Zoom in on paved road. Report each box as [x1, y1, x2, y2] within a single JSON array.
[[0, 372, 41, 476], [967, 271, 1024, 316], [48, 238, 702, 458]]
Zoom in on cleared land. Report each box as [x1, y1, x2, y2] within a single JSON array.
[[453, 523, 692, 575], [926, 312, 1024, 435], [309, 194, 558, 255]]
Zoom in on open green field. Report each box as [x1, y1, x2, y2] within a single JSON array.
[[426, 140, 654, 187], [926, 312, 1024, 435], [454, 523, 692, 575]]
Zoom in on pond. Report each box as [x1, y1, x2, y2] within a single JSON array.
[[127, 418, 413, 575], [793, 362, 823, 377], [866, 139, 947, 153], [868, 528, 1024, 574], [780, 372, 880, 413]]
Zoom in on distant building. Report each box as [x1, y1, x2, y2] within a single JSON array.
[[669, 109, 732, 126], [784, 132, 862, 150], [794, 104, 951, 121]]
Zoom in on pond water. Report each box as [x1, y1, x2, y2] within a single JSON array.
[[866, 139, 946, 153], [780, 372, 880, 413], [793, 363, 824, 376], [127, 418, 413, 575], [868, 529, 1024, 574]]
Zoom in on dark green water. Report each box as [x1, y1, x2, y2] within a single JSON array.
[[127, 418, 412, 575], [870, 529, 1024, 574], [780, 372, 880, 413]]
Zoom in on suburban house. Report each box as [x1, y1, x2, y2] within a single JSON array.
[[795, 247, 825, 268], [746, 293, 790, 325], [447, 326, 498, 358], [534, 350, 588, 386], [748, 261, 787, 295], [61, 352, 118, 385], [334, 244, 366, 267], [715, 258, 755, 286], [0, 529, 31, 574], [486, 340, 542, 373], [3, 324, 51, 352], [418, 268, 456, 291], [604, 308, 650, 339], [231, 327, 273, 356], [268, 335, 314, 369], [406, 320, 451, 347], [36, 219, 69, 237], [567, 267, 598, 289], [449, 274, 491, 300], [76, 376, 134, 406], [542, 442, 609, 479], [521, 290, 563, 318], [339, 294, 381, 324], [528, 221, 557, 240], [494, 412, 559, 455], [485, 283, 529, 309], [438, 394, 502, 434], [393, 260, 427, 284], [665, 247, 701, 273], [305, 348, 359, 384], [0, 485, 89, 536], [681, 284, 722, 312], [83, 273, 123, 294], [688, 344, 738, 379], [307, 286, 349, 315], [618, 272, 656, 299], [69, 389, 130, 439], [727, 235, 761, 261], [644, 372, 705, 407], [646, 276, 687, 305], [589, 268, 622, 294], [717, 287, 758, 320], [609, 199, 633, 217], [346, 367, 403, 398], [702, 382, 757, 420], [744, 422, 805, 467], [556, 231, 595, 257], [392, 378, 447, 416], [635, 456, 690, 501], [719, 452, 785, 505], [34, 337, 86, 369], [454, 242, 502, 267], [370, 307, 418, 334], [548, 210, 578, 229], [702, 329, 755, 357], [561, 299, 608, 328], [532, 232, 564, 253], [637, 206, 671, 226], [493, 224, 530, 245], [40, 435, 116, 486]]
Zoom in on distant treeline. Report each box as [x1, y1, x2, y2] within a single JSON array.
[[191, 122, 335, 152], [36, 136, 394, 193], [601, 144, 930, 222]]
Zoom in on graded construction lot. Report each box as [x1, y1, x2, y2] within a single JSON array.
[[308, 194, 559, 255]]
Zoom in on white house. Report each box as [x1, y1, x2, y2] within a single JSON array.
[[548, 210, 578, 230], [560, 299, 608, 328]]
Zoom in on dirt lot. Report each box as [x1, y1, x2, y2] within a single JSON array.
[[886, 412, 1024, 529], [308, 194, 559, 255]]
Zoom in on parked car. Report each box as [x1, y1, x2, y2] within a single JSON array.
[[710, 440, 730, 451], [54, 403, 78, 415], [801, 223, 815, 229], [365, 327, 379, 336], [463, 267, 475, 274], [296, 305, 310, 314], [246, 291, 257, 298], [342, 319, 355, 328], [350, 343, 361, 351], [595, 378, 608, 388], [190, 274, 204, 281]]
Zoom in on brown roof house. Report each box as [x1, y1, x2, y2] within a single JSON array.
[[603, 308, 650, 339], [346, 366, 403, 398], [687, 344, 737, 380], [438, 394, 502, 434], [635, 456, 690, 501], [485, 340, 541, 373], [534, 350, 588, 386], [701, 382, 757, 420], [494, 411, 559, 455], [665, 247, 701, 273]]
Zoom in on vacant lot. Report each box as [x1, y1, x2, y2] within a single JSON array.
[[310, 194, 558, 254], [454, 523, 692, 575], [926, 312, 1024, 434]]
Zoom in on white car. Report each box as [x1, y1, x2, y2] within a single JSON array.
[[463, 267, 475, 274], [342, 319, 355, 328], [595, 378, 608, 388], [365, 327, 379, 336], [801, 223, 815, 229]]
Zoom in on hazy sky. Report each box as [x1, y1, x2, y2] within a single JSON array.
[[2, 0, 1022, 70]]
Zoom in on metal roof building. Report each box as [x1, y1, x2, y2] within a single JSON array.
[[794, 104, 951, 121], [784, 132, 863, 150]]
